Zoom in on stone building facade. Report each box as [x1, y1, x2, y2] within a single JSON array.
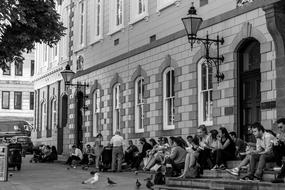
[[0, 52, 35, 123], [34, 0, 285, 154]]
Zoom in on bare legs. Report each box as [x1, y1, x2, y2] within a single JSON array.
[[178, 151, 199, 178]]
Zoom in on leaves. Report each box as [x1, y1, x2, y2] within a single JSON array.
[[0, 0, 66, 70]]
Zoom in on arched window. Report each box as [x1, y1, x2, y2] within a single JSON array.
[[41, 102, 47, 134], [135, 77, 144, 133], [163, 67, 175, 130], [113, 83, 120, 133], [93, 89, 100, 136], [198, 59, 213, 126], [51, 100, 57, 130]]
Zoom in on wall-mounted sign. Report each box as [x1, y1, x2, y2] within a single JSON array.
[[237, 0, 254, 7]]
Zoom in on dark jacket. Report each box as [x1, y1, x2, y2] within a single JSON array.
[[140, 142, 152, 158]]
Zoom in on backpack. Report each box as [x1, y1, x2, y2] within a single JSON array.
[[154, 171, 165, 185], [186, 163, 200, 178]]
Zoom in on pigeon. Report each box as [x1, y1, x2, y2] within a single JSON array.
[[9, 173, 13, 177], [135, 171, 138, 175], [82, 166, 89, 170], [146, 180, 154, 190], [66, 167, 70, 170], [144, 175, 153, 181], [136, 179, 141, 188], [107, 177, 117, 185], [82, 172, 100, 184]]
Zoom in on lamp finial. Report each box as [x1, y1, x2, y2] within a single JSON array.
[[188, 2, 197, 15]]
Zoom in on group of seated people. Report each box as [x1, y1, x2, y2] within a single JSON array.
[[31, 144, 58, 163], [65, 142, 113, 171], [65, 118, 285, 183]]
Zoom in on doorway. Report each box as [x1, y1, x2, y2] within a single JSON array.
[[238, 39, 261, 140], [75, 91, 84, 150], [58, 94, 68, 154]]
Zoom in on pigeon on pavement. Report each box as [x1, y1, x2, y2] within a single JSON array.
[[82, 172, 100, 184], [136, 179, 141, 188], [107, 177, 117, 185], [146, 180, 154, 190]]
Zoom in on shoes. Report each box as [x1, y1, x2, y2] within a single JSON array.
[[219, 164, 226, 170], [226, 168, 239, 176], [272, 178, 284, 183], [211, 165, 219, 170], [240, 175, 254, 181], [253, 175, 262, 182]]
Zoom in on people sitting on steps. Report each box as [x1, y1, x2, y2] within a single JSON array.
[[272, 118, 285, 183], [65, 145, 83, 168], [124, 140, 139, 167], [240, 122, 276, 181], [229, 131, 247, 159], [211, 127, 236, 170]]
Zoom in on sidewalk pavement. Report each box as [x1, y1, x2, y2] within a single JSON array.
[[0, 155, 151, 190]]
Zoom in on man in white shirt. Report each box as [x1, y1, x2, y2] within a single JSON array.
[[241, 122, 276, 181], [110, 130, 124, 172], [65, 145, 83, 167]]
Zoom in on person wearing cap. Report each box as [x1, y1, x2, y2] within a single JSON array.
[[110, 130, 124, 172]]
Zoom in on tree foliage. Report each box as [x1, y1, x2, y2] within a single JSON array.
[[0, 0, 66, 71]]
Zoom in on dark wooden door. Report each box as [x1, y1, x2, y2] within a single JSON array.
[[238, 39, 261, 140], [240, 70, 261, 138], [57, 94, 68, 154], [76, 92, 84, 150]]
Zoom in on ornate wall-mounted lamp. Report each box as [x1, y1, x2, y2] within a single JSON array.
[[60, 64, 89, 110], [181, 2, 225, 83]]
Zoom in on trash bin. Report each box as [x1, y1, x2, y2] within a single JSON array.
[[0, 144, 8, 182]]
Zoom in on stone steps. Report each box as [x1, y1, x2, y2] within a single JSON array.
[[202, 169, 279, 181], [160, 177, 285, 190]]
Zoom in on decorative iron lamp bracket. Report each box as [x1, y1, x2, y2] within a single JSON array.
[[182, 2, 225, 83], [61, 64, 89, 111]]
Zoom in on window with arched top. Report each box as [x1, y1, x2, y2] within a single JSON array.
[[41, 102, 47, 134], [198, 59, 213, 126], [113, 83, 120, 133], [135, 77, 144, 133], [51, 100, 57, 129], [163, 67, 175, 130], [93, 89, 101, 136]]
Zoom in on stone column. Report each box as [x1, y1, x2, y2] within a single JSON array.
[[263, 1, 285, 118]]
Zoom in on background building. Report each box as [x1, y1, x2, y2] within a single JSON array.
[[32, 0, 71, 154], [0, 52, 35, 124], [34, 0, 285, 154]]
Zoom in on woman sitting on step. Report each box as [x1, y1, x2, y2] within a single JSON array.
[[211, 127, 236, 170], [178, 125, 212, 178], [143, 137, 170, 171]]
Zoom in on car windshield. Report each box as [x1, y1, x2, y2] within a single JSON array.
[[17, 137, 30, 142]]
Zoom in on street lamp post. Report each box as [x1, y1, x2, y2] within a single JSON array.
[[182, 2, 225, 83], [60, 64, 89, 110]]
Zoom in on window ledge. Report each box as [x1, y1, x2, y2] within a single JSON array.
[[128, 13, 149, 27], [135, 129, 144, 134], [199, 121, 213, 127], [156, 0, 180, 15], [74, 44, 87, 54], [163, 124, 175, 130], [107, 25, 124, 36], [89, 36, 104, 46]]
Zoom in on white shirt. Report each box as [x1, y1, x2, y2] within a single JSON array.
[[72, 148, 83, 159], [110, 134, 124, 147]]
